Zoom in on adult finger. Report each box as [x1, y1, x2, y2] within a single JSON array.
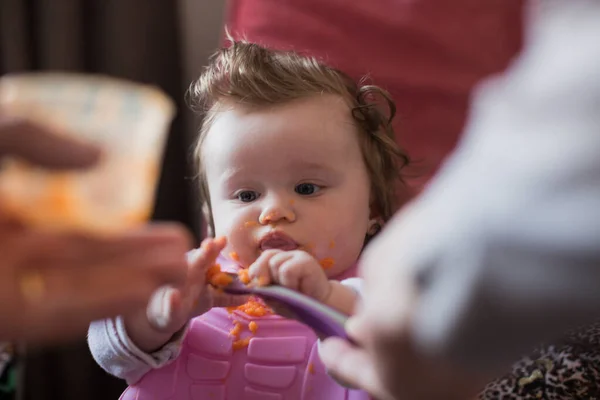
[[30, 223, 193, 287], [319, 337, 395, 400], [14, 272, 161, 344], [8, 225, 192, 342], [0, 116, 101, 169]]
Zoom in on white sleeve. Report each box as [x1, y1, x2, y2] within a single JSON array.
[[405, 0, 600, 372], [87, 317, 187, 385], [340, 277, 364, 297]]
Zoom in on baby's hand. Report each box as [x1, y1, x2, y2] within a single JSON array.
[[126, 237, 246, 352], [249, 250, 332, 303], [145, 237, 226, 334]]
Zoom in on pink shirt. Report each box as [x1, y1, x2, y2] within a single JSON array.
[[227, 0, 525, 191]]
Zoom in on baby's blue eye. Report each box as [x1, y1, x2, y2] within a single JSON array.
[[295, 183, 320, 195], [237, 191, 258, 202]]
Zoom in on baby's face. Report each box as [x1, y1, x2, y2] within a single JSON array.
[[202, 94, 372, 276]]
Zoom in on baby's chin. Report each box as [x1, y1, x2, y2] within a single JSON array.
[[226, 248, 264, 268], [324, 263, 355, 278]]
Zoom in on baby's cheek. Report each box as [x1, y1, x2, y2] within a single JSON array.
[[321, 240, 363, 278], [222, 221, 260, 268], [321, 258, 347, 278]]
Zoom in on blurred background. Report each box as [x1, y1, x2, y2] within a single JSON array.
[[1, 1, 226, 398], [1, 0, 524, 398]]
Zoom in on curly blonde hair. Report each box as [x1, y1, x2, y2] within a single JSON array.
[[189, 39, 409, 236]]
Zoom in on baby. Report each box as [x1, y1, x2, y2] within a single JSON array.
[[88, 39, 409, 400]]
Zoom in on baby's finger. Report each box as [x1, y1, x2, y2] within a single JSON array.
[[267, 252, 297, 286], [188, 237, 227, 279], [200, 237, 227, 261], [248, 250, 280, 286], [274, 260, 303, 290]]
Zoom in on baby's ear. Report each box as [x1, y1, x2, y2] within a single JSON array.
[[367, 218, 383, 236], [367, 201, 383, 232]]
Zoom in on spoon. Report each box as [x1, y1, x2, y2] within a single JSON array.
[[220, 274, 350, 340]]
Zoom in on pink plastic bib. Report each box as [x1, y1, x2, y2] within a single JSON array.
[[120, 256, 370, 400]]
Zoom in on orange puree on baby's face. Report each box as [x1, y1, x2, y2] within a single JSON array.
[[319, 257, 335, 269], [229, 251, 240, 261]]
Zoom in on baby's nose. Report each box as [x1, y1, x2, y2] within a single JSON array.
[[259, 200, 296, 224]]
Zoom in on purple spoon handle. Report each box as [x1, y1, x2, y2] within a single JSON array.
[[222, 276, 350, 340]]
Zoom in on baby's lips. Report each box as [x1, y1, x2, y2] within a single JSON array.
[[259, 231, 298, 251]]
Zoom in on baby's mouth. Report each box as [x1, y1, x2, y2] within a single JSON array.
[[259, 231, 298, 251]]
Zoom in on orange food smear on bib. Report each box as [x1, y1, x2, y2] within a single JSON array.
[[235, 298, 272, 317], [224, 284, 272, 351], [248, 321, 258, 333], [229, 321, 243, 338], [232, 337, 251, 351]]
